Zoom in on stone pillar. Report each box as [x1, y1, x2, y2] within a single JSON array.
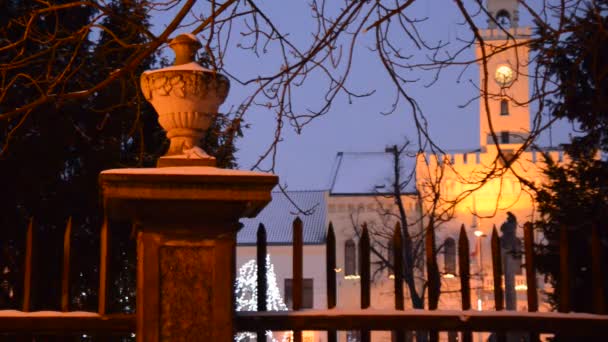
[[100, 167, 277, 341]]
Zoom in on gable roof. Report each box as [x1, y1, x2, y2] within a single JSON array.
[[238, 190, 327, 245], [328, 151, 417, 195]]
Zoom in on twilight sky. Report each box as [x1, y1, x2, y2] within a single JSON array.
[[150, 0, 572, 190]]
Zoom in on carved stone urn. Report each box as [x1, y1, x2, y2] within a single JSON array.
[[140, 33, 230, 167]]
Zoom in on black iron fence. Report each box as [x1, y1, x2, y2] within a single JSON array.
[[235, 219, 608, 342], [0, 217, 606, 341]]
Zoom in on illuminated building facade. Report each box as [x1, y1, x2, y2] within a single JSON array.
[[415, 0, 558, 314]]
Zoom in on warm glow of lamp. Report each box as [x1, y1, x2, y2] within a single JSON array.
[[334, 267, 342, 273], [474, 229, 484, 237], [389, 274, 395, 279], [443, 273, 456, 279]]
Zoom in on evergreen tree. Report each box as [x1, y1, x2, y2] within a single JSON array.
[[0, 0, 97, 310], [235, 255, 287, 342], [533, 0, 608, 319], [0, 0, 241, 313], [74, 0, 164, 312]]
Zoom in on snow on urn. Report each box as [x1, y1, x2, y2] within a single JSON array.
[[140, 33, 229, 167]]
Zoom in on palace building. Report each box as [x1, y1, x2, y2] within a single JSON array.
[[236, 0, 558, 340]]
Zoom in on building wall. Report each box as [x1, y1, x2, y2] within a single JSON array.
[[415, 147, 558, 313], [327, 195, 422, 342]]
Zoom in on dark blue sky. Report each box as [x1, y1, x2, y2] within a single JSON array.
[[151, 0, 572, 189]]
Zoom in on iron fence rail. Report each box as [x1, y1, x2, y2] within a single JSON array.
[[0, 216, 606, 339], [240, 219, 608, 341]]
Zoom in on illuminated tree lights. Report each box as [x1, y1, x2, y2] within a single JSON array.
[[235, 255, 288, 342]]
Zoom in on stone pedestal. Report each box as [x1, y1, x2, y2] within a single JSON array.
[[100, 166, 277, 341]]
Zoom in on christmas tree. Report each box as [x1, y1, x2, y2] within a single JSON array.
[[235, 255, 288, 342]]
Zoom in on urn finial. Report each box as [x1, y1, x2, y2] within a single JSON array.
[[169, 33, 202, 65], [140, 33, 230, 168]]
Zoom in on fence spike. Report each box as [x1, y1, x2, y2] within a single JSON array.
[[22, 217, 34, 312], [523, 222, 538, 312], [458, 225, 473, 342], [393, 222, 405, 342], [559, 224, 570, 313], [523, 222, 540, 342], [491, 225, 507, 342], [457, 224, 474, 341], [256, 223, 268, 341], [590, 224, 605, 314], [425, 220, 440, 342], [458, 224, 471, 311], [491, 225, 504, 311], [292, 217, 303, 342], [425, 220, 439, 311], [256, 223, 267, 312], [359, 223, 371, 342], [393, 222, 404, 310], [61, 216, 72, 312], [98, 216, 110, 315], [326, 222, 337, 342], [326, 222, 337, 309]]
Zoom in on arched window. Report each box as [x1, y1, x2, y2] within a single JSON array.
[[500, 99, 509, 116], [387, 242, 394, 267], [496, 9, 512, 28], [345, 239, 357, 276], [444, 238, 456, 275]]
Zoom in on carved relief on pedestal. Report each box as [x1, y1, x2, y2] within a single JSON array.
[[160, 246, 214, 341]]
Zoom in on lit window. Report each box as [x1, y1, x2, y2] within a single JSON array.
[[501, 131, 510, 144], [387, 241, 394, 273], [500, 99, 509, 116], [344, 239, 357, 276], [444, 238, 456, 275], [284, 278, 313, 309]]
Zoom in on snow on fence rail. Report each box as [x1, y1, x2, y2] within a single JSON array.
[[1, 217, 136, 335], [0, 217, 606, 341]]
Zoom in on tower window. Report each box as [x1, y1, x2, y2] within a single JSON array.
[[387, 241, 394, 267], [444, 238, 456, 275], [344, 239, 357, 276], [501, 131, 510, 144], [500, 99, 509, 116], [496, 9, 512, 28]]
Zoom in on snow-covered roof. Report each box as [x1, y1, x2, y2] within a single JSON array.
[[328, 151, 417, 195], [238, 190, 327, 245]]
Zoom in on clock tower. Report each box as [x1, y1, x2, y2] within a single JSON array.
[[476, 0, 531, 149]]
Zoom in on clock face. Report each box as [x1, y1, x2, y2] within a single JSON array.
[[495, 65, 514, 86]]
